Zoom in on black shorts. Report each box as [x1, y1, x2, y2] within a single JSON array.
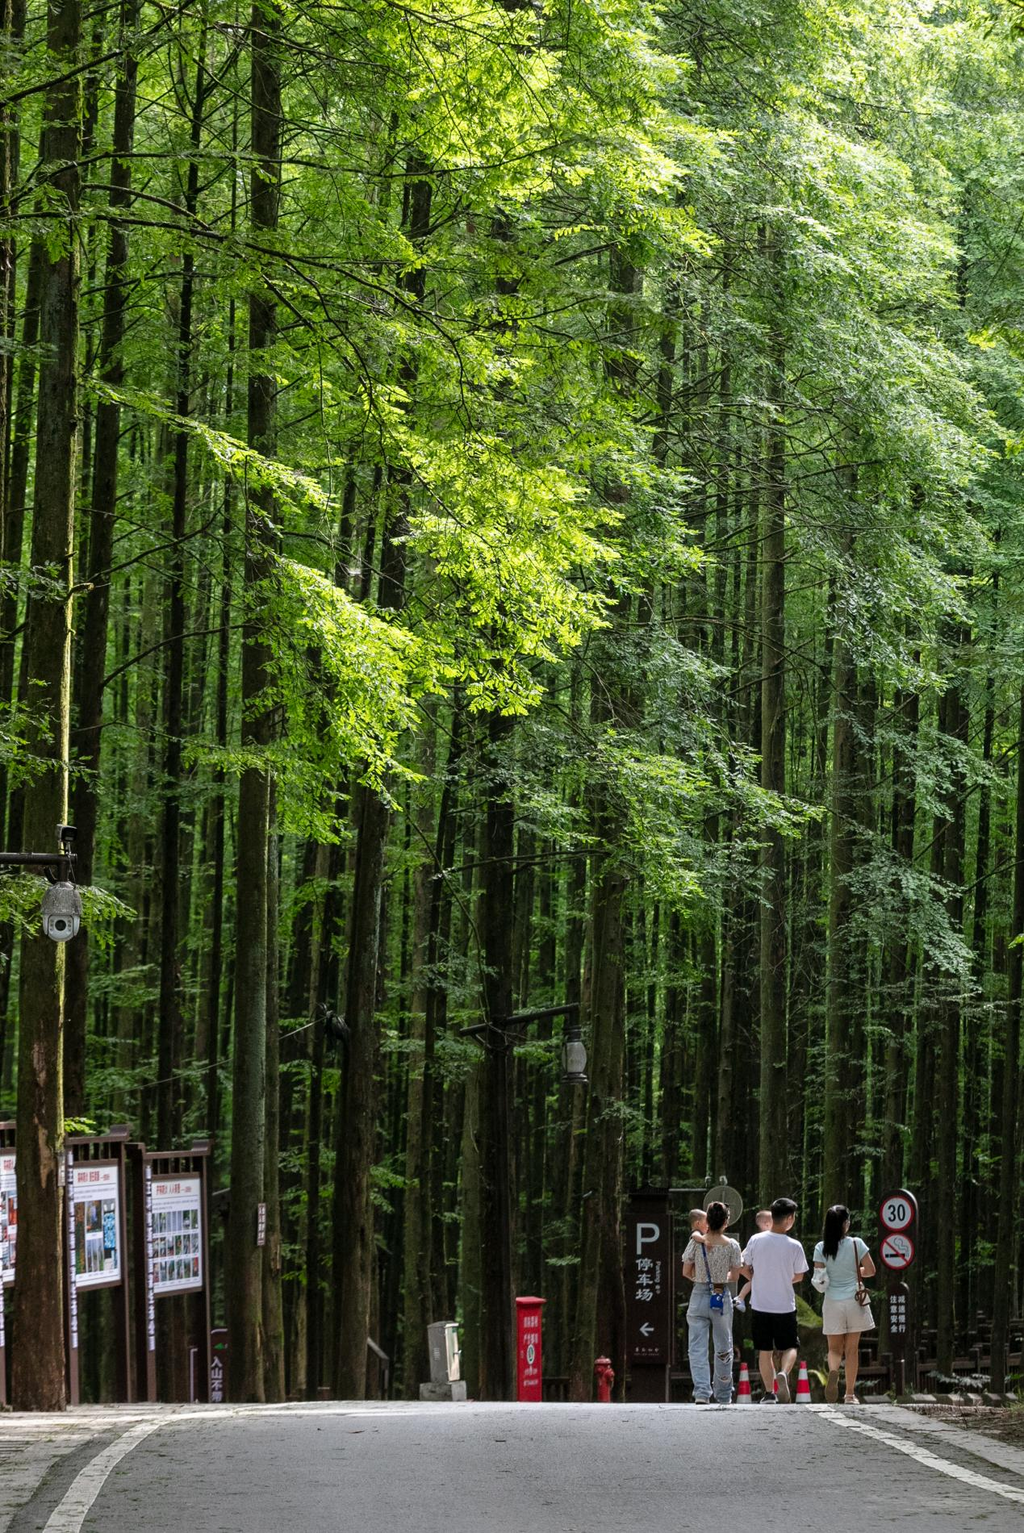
[[751, 1309, 799, 1353]]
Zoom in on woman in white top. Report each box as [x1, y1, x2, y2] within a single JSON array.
[[812, 1204, 876, 1403]]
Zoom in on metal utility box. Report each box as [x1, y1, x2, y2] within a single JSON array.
[[427, 1321, 460, 1384]]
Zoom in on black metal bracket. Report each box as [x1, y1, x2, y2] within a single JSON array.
[[0, 825, 78, 884], [460, 1001, 579, 1052]]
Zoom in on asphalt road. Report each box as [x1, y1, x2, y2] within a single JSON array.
[[11, 1401, 1024, 1533]]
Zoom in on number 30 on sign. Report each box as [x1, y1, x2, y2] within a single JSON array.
[[878, 1193, 917, 1232]]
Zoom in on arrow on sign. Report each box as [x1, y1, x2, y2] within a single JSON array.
[[639, 1323, 654, 1336]]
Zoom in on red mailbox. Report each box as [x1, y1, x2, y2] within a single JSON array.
[[516, 1296, 546, 1401]]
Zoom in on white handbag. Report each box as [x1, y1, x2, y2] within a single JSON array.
[[811, 1266, 829, 1293]]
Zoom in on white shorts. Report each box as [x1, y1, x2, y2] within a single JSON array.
[[822, 1295, 874, 1334]]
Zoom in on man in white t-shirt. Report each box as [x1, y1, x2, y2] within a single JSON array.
[[739, 1197, 808, 1403]]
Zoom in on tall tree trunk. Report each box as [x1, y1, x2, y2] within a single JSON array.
[[304, 840, 338, 1398], [157, 36, 207, 1149], [10, 0, 80, 1411], [333, 161, 430, 1398], [64, 0, 138, 1117], [333, 775, 389, 1397], [477, 709, 516, 1399], [226, 0, 281, 1401], [935, 639, 968, 1373], [568, 247, 642, 1398], [402, 708, 461, 1395], [0, 241, 42, 1043], [961, 672, 994, 1325], [880, 678, 918, 1191], [991, 683, 1024, 1392], [262, 789, 285, 1399], [758, 326, 787, 1202], [822, 602, 862, 1201]]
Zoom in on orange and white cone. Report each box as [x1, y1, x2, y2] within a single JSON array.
[[796, 1360, 812, 1404], [737, 1362, 752, 1403]]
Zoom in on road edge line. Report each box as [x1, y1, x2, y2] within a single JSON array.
[[819, 1405, 1024, 1507], [866, 1404, 1024, 1480], [42, 1418, 168, 1533]]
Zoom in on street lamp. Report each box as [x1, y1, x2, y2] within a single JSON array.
[[461, 1002, 587, 1080], [560, 1015, 588, 1086]]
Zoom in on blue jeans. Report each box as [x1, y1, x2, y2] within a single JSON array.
[[687, 1285, 735, 1403]]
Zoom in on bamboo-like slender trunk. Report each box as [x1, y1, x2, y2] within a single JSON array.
[[758, 321, 788, 1202], [226, 0, 281, 1402], [11, 0, 80, 1410], [990, 683, 1024, 1392]]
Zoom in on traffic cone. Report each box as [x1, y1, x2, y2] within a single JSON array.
[[737, 1362, 751, 1403], [796, 1360, 812, 1404]]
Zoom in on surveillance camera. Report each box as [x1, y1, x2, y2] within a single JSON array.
[[41, 882, 82, 943]]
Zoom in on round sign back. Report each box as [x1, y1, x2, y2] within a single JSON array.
[[704, 1184, 744, 1228]]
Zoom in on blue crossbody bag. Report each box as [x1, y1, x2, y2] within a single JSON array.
[[700, 1241, 726, 1312]]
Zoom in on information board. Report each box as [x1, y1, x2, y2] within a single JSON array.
[[72, 1161, 122, 1289], [625, 1192, 672, 1365], [150, 1174, 203, 1295], [0, 1150, 15, 1285]]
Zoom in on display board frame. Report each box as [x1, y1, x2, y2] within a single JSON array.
[[70, 1159, 124, 1290], [134, 1142, 212, 1403], [64, 1128, 134, 1406]]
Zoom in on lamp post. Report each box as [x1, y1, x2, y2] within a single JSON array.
[[461, 1001, 588, 1398]]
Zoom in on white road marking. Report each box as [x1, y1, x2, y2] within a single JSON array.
[[820, 1406, 1024, 1507], [42, 1418, 168, 1533], [37, 1404, 450, 1533]]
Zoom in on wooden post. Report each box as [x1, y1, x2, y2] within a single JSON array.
[[0, 1120, 13, 1405]]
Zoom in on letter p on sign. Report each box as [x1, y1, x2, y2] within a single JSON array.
[[636, 1222, 659, 1256]]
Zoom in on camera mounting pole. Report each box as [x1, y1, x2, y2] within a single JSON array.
[[0, 824, 78, 882]]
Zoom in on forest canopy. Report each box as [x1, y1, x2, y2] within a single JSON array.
[[1, 0, 1024, 1406]]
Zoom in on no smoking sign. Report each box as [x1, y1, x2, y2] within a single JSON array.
[[880, 1232, 915, 1272]]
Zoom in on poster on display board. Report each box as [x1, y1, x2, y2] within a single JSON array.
[[150, 1175, 203, 1296], [72, 1161, 122, 1288], [0, 1151, 15, 1285]]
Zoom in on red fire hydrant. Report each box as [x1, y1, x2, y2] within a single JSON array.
[[594, 1356, 615, 1403]]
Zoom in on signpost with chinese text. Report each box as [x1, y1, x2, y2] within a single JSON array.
[[625, 1188, 673, 1401], [878, 1188, 918, 1397], [515, 1297, 546, 1401]]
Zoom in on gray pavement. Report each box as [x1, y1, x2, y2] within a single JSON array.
[[5, 1401, 1024, 1532]]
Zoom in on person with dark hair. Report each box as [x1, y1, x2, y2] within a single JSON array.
[[812, 1205, 876, 1403], [681, 1201, 742, 1405], [738, 1197, 808, 1402], [734, 1209, 772, 1312]]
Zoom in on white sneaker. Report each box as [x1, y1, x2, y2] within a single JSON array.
[[775, 1372, 791, 1404]]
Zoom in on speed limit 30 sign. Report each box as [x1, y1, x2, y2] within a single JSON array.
[[878, 1192, 918, 1233]]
